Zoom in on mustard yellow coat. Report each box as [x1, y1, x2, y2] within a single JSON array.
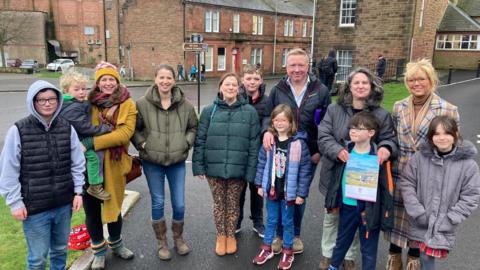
[[91, 98, 137, 223]]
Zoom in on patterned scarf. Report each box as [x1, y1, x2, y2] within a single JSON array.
[[408, 92, 433, 140], [89, 85, 130, 161]]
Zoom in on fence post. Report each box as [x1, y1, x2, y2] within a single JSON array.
[[476, 60, 480, 78], [447, 65, 453, 84]]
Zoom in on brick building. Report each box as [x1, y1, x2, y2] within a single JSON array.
[[114, 0, 314, 80], [433, 0, 480, 70], [314, 0, 450, 81]]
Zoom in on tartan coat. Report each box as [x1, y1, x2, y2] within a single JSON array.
[[388, 93, 459, 248]]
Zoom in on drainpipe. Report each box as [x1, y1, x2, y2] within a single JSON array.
[[103, 0, 108, 61]]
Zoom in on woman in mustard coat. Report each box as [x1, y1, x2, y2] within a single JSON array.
[[83, 62, 137, 270]]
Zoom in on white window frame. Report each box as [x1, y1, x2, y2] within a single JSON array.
[[289, 20, 294, 36], [284, 19, 294, 37], [336, 50, 353, 82], [212, 11, 219, 33], [84, 26, 95, 35], [253, 15, 263, 35], [250, 48, 263, 65], [436, 34, 480, 51], [339, 0, 356, 27], [205, 11, 212, 32], [302, 20, 308, 37], [205, 47, 213, 72], [281, 48, 290, 67], [233, 13, 240, 33], [217, 47, 226, 71]]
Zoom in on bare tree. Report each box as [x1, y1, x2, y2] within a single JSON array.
[[0, 11, 34, 67]]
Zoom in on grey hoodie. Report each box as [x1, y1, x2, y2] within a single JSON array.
[[400, 140, 480, 250], [0, 80, 85, 212]]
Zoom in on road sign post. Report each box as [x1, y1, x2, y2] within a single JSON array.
[[183, 41, 207, 113]]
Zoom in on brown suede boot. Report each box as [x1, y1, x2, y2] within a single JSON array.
[[386, 252, 403, 270], [226, 236, 237, 254], [215, 235, 226, 256], [406, 255, 420, 270], [152, 220, 172, 260], [87, 184, 111, 201], [172, 221, 190, 255]]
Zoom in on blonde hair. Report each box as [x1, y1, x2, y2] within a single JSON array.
[[286, 48, 309, 64], [59, 71, 89, 93], [242, 64, 263, 77], [268, 104, 297, 137], [404, 58, 439, 92]]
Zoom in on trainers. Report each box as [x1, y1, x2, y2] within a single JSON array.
[[252, 243, 274, 265], [292, 237, 304, 254], [277, 247, 294, 270], [342, 259, 356, 270], [252, 223, 265, 238], [272, 237, 283, 254], [87, 184, 111, 201], [235, 223, 242, 234]]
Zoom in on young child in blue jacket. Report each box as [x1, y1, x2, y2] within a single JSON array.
[[252, 104, 312, 270]]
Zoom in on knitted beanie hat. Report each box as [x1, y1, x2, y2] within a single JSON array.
[[94, 61, 121, 83]]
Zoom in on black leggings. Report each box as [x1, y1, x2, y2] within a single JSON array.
[[83, 192, 122, 244], [389, 243, 420, 257]]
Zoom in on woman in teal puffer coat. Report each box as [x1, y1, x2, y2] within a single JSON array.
[[192, 73, 260, 256]]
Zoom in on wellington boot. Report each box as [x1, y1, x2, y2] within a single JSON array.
[[152, 221, 172, 260], [215, 235, 226, 256], [172, 221, 190, 255], [226, 236, 237, 254], [87, 185, 111, 201], [386, 252, 403, 270]]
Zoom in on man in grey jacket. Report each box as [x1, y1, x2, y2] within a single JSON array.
[[0, 80, 85, 270]]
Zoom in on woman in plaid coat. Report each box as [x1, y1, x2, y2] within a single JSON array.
[[386, 59, 459, 270]]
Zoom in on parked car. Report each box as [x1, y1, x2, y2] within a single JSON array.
[[19, 59, 39, 73], [46, 58, 74, 72], [6, 58, 22, 67]]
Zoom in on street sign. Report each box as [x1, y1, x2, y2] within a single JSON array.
[[183, 43, 208, 52]]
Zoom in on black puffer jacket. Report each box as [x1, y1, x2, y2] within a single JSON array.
[[239, 83, 268, 124], [262, 76, 331, 155]]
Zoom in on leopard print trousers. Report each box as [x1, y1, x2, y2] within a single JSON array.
[[207, 177, 244, 237]]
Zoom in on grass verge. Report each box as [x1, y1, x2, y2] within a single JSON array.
[[0, 197, 86, 269], [35, 69, 63, 79]]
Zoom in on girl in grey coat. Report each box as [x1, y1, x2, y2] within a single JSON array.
[[400, 115, 480, 270]]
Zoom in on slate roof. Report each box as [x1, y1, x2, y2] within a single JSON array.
[[185, 0, 313, 17], [438, 1, 480, 32], [457, 0, 480, 17]]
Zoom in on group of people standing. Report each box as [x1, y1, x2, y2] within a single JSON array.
[[0, 47, 479, 270]]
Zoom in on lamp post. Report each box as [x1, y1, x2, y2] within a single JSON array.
[[310, 0, 317, 73]]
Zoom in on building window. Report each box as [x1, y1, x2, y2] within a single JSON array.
[[252, 15, 263, 35], [336, 50, 353, 82], [204, 47, 213, 72], [339, 0, 356, 27], [281, 48, 290, 67], [250, 48, 263, 65], [233, 13, 240, 33], [302, 20, 308, 37], [436, 34, 479, 50], [284, 19, 294, 36], [205, 11, 219, 32], [84, 26, 95, 35], [217, 47, 226, 71]]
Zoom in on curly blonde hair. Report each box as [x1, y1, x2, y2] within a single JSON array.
[[59, 71, 89, 93]]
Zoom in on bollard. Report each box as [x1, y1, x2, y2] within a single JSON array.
[[447, 65, 453, 84], [477, 60, 480, 78]]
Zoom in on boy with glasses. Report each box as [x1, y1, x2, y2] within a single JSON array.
[[0, 80, 85, 270]]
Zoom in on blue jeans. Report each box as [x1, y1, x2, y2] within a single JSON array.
[[22, 204, 72, 270], [143, 160, 186, 221], [331, 204, 380, 270], [264, 199, 295, 248]]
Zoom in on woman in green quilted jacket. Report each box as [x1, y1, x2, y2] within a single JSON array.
[[193, 73, 260, 256]]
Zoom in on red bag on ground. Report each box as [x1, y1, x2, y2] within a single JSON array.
[[68, 224, 91, 251]]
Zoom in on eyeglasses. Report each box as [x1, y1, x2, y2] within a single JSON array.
[[349, 126, 370, 131], [35, 98, 58, 105], [406, 77, 428, 84]]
